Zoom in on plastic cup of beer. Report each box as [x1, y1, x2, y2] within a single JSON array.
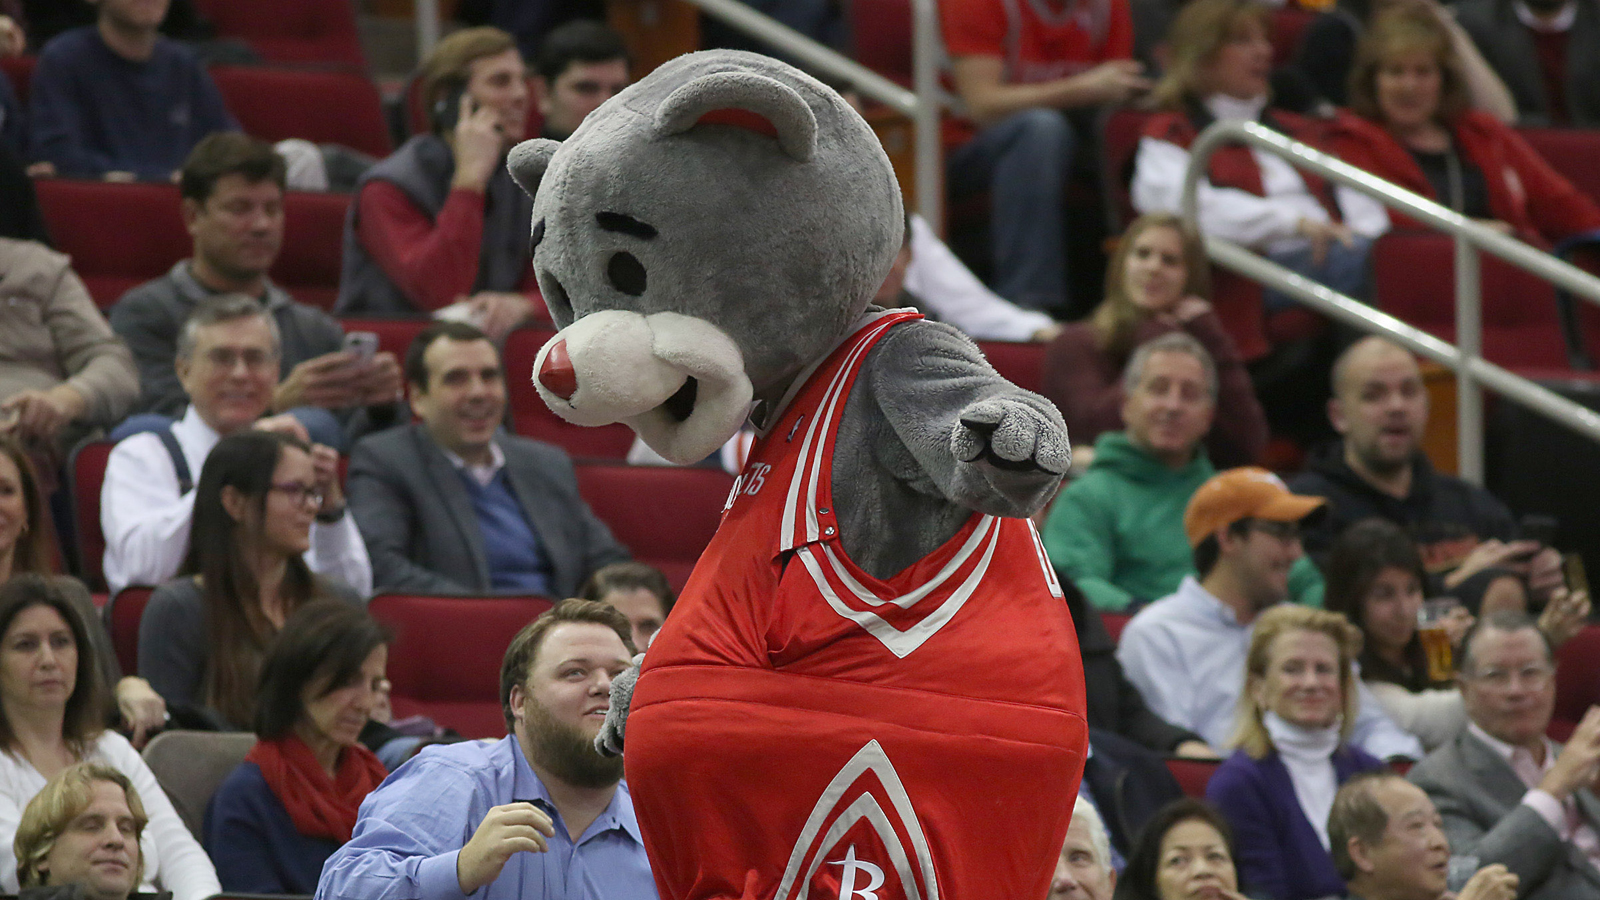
[[1417, 598, 1458, 683]]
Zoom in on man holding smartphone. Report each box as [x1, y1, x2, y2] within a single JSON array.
[[111, 133, 405, 450]]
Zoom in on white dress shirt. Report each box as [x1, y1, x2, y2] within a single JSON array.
[[903, 215, 1057, 342], [100, 405, 372, 596], [1117, 576, 1425, 760], [1130, 94, 1391, 255]]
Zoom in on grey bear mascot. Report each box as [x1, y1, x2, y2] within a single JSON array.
[[508, 49, 1087, 900]]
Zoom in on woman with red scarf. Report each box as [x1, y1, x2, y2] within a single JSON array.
[[204, 601, 391, 893]]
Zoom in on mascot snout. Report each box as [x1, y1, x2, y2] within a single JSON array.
[[531, 310, 753, 464]]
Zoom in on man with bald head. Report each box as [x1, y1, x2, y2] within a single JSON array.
[[1289, 336, 1562, 607]]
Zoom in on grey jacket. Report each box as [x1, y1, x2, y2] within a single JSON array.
[[347, 423, 629, 597], [0, 239, 136, 433], [1409, 729, 1600, 900], [1456, 0, 1600, 126]]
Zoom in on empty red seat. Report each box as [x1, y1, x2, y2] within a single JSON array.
[[502, 326, 635, 460], [369, 593, 554, 738], [1102, 612, 1132, 643], [977, 339, 1047, 394], [1165, 757, 1220, 798], [211, 66, 391, 158], [574, 462, 732, 591], [38, 180, 188, 307], [69, 440, 115, 592], [1518, 127, 1600, 207], [108, 586, 155, 678], [0, 55, 32, 105], [1371, 230, 1570, 369], [192, 0, 365, 70], [277, 190, 352, 310], [1552, 624, 1600, 739], [852, 0, 913, 84]]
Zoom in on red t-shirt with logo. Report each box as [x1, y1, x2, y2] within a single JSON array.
[[942, 0, 1134, 83]]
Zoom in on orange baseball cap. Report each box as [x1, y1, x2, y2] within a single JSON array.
[[1183, 467, 1326, 547]]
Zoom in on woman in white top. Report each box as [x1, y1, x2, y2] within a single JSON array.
[[0, 573, 218, 900], [1131, 0, 1390, 308]]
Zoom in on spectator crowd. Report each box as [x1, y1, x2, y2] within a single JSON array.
[[0, 0, 1598, 898]]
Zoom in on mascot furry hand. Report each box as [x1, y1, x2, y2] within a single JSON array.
[[509, 49, 1087, 900]]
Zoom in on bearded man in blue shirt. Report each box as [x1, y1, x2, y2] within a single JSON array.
[[316, 599, 658, 900]]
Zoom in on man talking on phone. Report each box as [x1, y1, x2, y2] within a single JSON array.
[[338, 27, 554, 338], [111, 133, 405, 450]]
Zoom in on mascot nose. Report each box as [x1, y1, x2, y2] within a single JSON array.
[[538, 339, 579, 400]]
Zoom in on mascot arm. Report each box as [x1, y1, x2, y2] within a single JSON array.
[[594, 653, 644, 757], [866, 322, 1069, 519]]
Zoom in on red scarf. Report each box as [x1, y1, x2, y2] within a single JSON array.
[[246, 735, 389, 843]]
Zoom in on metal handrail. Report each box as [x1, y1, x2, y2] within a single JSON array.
[[1179, 120, 1600, 483]]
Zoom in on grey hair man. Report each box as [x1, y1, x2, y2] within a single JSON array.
[[1050, 797, 1117, 900]]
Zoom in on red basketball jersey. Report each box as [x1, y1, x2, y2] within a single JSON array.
[[628, 310, 1088, 900]]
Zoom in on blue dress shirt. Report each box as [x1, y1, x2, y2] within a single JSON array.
[[315, 735, 658, 900]]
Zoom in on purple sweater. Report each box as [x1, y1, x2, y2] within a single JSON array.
[[1206, 745, 1384, 900]]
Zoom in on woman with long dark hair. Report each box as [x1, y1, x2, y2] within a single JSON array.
[[1115, 798, 1247, 900], [139, 430, 362, 730]]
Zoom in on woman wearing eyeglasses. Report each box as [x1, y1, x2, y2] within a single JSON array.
[[139, 431, 367, 730]]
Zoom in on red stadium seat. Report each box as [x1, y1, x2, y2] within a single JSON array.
[[211, 66, 392, 158], [0, 55, 32, 106], [192, 0, 366, 70], [369, 593, 555, 738], [37, 180, 188, 307], [852, 0, 913, 84], [108, 586, 154, 678], [1165, 757, 1220, 798], [1270, 7, 1314, 69], [977, 340, 1047, 394], [1552, 624, 1600, 739], [574, 462, 732, 591], [276, 190, 351, 311], [1370, 230, 1570, 369], [1518, 127, 1600, 207], [1098, 106, 1153, 232], [502, 326, 635, 460], [68, 440, 115, 592]]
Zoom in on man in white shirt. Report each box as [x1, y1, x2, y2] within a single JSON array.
[[100, 294, 371, 596], [1117, 466, 1424, 760], [1407, 613, 1600, 899]]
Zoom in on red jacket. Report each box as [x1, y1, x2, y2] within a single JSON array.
[[1141, 108, 1343, 359], [1328, 109, 1600, 246]]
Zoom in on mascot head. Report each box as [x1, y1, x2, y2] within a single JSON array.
[[507, 49, 903, 464]]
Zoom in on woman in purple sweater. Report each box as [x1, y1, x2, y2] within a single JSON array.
[[1206, 605, 1385, 899]]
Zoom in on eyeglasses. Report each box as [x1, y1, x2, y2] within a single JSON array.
[[1465, 664, 1554, 690], [269, 482, 323, 508], [1248, 520, 1301, 541]]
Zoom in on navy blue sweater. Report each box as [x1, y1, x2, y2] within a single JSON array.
[[29, 27, 238, 180], [204, 761, 342, 895]]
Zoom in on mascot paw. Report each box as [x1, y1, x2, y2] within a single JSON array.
[[594, 655, 644, 758], [953, 397, 1070, 475]]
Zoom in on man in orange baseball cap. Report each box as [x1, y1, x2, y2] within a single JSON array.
[[1115, 467, 1424, 760]]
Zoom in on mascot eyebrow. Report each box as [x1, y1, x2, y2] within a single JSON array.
[[596, 211, 659, 240]]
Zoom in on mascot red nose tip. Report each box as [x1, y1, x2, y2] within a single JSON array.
[[538, 339, 579, 400]]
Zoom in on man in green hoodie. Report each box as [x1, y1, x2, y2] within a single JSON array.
[[1044, 332, 1219, 612]]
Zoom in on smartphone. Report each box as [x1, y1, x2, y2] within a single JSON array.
[[432, 82, 470, 133], [1565, 552, 1589, 596], [342, 331, 379, 362]]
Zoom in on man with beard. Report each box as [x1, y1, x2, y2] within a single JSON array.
[[347, 321, 628, 596], [1118, 467, 1424, 760], [1289, 337, 1563, 611], [1455, 0, 1600, 126], [316, 599, 659, 900]]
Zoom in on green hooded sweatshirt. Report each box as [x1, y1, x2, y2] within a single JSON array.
[[1042, 431, 1215, 611]]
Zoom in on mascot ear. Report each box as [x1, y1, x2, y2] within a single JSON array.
[[507, 139, 560, 196], [654, 71, 817, 162]]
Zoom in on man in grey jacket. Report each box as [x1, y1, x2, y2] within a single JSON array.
[[348, 321, 629, 596], [1408, 611, 1600, 899], [1456, 0, 1600, 125]]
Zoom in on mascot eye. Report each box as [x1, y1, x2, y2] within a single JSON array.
[[607, 251, 647, 296], [530, 218, 545, 251]]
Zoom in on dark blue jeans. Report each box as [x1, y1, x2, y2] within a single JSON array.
[[947, 107, 1077, 313]]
